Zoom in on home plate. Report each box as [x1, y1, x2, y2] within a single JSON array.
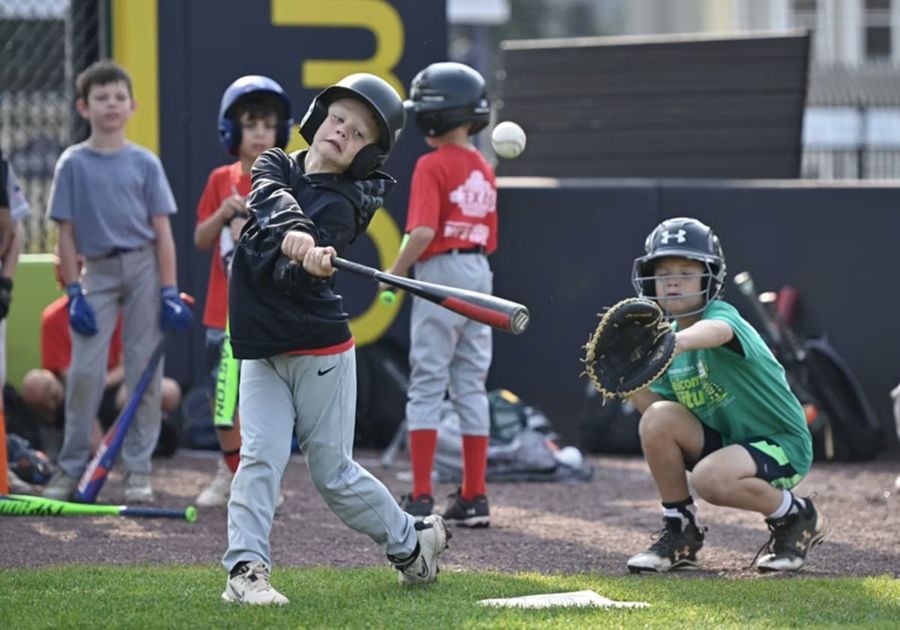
[[478, 590, 649, 609]]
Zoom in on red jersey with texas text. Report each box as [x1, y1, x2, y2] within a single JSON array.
[[406, 143, 497, 260], [195, 161, 251, 329]]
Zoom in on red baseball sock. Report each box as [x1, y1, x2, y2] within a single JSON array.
[[408, 429, 437, 498], [223, 448, 240, 474], [461, 434, 489, 501]]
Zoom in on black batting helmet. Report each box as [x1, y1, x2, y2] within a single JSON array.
[[631, 217, 727, 312], [299, 73, 405, 178], [406, 62, 490, 137]]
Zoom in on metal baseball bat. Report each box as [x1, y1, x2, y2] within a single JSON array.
[[733, 272, 785, 346], [733, 272, 805, 362], [73, 293, 195, 503], [72, 337, 167, 503], [0, 494, 197, 522], [331, 256, 530, 334]]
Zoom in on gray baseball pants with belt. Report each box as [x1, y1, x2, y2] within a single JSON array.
[[57, 245, 163, 478], [222, 348, 417, 571], [406, 252, 492, 435]]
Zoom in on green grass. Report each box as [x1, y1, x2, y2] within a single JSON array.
[[1, 566, 898, 629]]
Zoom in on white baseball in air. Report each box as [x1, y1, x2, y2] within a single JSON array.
[[491, 121, 527, 159]]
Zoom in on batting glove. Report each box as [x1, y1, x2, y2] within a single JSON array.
[[66, 282, 98, 336], [0, 277, 11, 322], [160, 286, 193, 333]]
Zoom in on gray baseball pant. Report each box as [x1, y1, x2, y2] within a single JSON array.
[[223, 348, 417, 571], [58, 245, 163, 478], [406, 252, 492, 435]]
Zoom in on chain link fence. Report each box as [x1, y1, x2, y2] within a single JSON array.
[[0, 0, 102, 253]]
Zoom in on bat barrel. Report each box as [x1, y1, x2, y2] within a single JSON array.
[[509, 305, 530, 335], [332, 255, 530, 334], [0, 495, 197, 522]]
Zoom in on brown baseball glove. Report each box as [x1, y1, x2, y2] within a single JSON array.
[[582, 297, 676, 399]]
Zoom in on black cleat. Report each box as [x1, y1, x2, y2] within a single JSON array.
[[442, 489, 490, 528], [754, 497, 826, 572], [627, 516, 705, 573], [399, 493, 434, 522]]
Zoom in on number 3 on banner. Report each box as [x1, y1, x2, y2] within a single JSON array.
[[271, 0, 406, 96]]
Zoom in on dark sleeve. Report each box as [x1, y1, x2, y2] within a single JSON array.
[[269, 195, 357, 296], [245, 149, 346, 295], [247, 148, 317, 236]]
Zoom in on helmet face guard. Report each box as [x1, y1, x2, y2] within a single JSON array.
[[218, 75, 293, 155], [631, 218, 726, 318], [299, 73, 406, 178], [405, 62, 490, 137]]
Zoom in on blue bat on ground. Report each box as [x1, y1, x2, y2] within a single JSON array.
[[72, 338, 168, 503]]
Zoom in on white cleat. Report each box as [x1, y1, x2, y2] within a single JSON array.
[[221, 561, 289, 605], [395, 514, 450, 586], [198, 461, 284, 510]]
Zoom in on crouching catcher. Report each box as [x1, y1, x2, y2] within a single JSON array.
[[616, 217, 825, 574]]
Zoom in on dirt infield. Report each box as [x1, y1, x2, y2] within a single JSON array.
[[2, 451, 898, 578]]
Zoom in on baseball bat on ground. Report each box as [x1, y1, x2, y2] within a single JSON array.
[[72, 337, 167, 503], [0, 494, 197, 522], [331, 256, 530, 334], [73, 294, 194, 503]]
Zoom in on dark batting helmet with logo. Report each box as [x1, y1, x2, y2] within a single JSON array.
[[631, 217, 727, 308], [218, 75, 293, 155], [406, 62, 490, 137], [299, 73, 406, 179]]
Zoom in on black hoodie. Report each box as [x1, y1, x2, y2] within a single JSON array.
[[228, 148, 395, 359]]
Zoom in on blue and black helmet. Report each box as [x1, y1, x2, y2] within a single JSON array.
[[217, 75, 293, 155]]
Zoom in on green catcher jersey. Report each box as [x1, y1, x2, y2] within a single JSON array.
[[650, 300, 812, 475]]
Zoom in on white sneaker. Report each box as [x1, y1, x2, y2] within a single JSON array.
[[41, 470, 79, 501], [221, 561, 289, 605], [196, 461, 233, 507], [196, 462, 285, 509], [124, 472, 154, 503], [394, 514, 450, 585]]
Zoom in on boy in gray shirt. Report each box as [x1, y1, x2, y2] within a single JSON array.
[[42, 60, 192, 503]]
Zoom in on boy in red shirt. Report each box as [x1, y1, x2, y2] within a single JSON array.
[[21, 258, 181, 453], [193, 76, 292, 507], [382, 62, 497, 527]]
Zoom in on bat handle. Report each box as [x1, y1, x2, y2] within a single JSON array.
[[120, 505, 198, 522], [331, 256, 378, 279]]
